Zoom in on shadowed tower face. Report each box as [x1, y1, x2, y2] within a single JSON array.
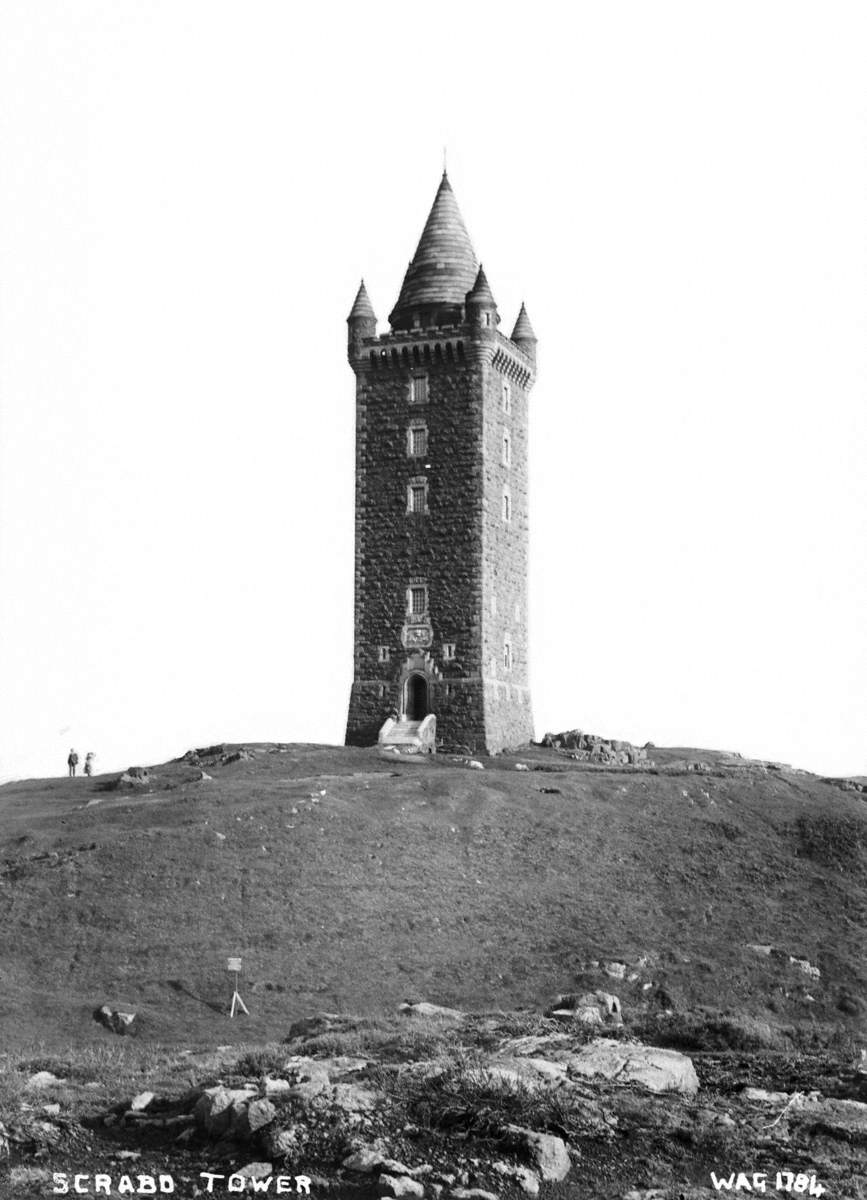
[[345, 173, 537, 755]]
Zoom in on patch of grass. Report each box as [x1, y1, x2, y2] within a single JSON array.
[[629, 1011, 791, 1052], [378, 1049, 605, 1143], [793, 814, 866, 874], [288, 1013, 468, 1064], [233, 1045, 288, 1076]]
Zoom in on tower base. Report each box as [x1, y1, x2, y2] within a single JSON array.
[[345, 677, 533, 756]]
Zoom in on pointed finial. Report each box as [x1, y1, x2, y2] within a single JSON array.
[[443, 145, 447, 177], [348, 279, 377, 323]]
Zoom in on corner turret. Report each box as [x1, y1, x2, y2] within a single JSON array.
[[465, 264, 499, 331], [347, 280, 377, 360], [510, 302, 537, 366]]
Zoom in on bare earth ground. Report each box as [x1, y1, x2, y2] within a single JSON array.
[[0, 742, 865, 1198]]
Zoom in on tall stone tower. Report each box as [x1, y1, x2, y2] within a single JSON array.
[[345, 173, 537, 755]]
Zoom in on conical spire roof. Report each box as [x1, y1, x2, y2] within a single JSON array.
[[389, 173, 479, 326], [348, 279, 376, 323], [466, 264, 496, 307], [510, 302, 537, 343]]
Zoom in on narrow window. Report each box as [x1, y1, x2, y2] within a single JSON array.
[[504, 641, 512, 671], [483, 312, 491, 327], [502, 431, 511, 466], [407, 480, 428, 514], [378, 645, 390, 663], [409, 585, 427, 616], [502, 382, 511, 413], [408, 425, 428, 457], [442, 642, 456, 661], [502, 490, 512, 523], [410, 375, 428, 404]]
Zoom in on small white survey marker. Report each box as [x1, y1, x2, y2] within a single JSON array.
[[226, 956, 248, 1017]]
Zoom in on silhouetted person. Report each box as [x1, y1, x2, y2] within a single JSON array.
[[84, 751, 95, 777], [67, 749, 79, 777]]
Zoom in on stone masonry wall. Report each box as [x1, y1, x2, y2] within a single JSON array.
[[346, 339, 487, 750], [480, 353, 534, 752], [345, 330, 534, 754]]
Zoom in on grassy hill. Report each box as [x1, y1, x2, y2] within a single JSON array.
[[1, 742, 864, 1049]]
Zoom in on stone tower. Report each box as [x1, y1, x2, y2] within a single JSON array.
[[345, 173, 537, 755]]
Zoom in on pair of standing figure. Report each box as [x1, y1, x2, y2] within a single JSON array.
[[67, 750, 95, 777]]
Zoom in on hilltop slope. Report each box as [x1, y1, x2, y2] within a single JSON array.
[[0, 743, 864, 1048]]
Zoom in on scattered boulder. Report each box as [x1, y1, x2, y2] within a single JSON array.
[[222, 748, 253, 764], [280, 1056, 330, 1100], [342, 1145, 407, 1174], [379, 1174, 424, 1198], [451, 1191, 500, 1200], [235, 1163, 273, 1183], [242, 1098, 277, 1135], [567, 1038, 699, 1096], [93, 1005, 139, 1036], [261, 1124, 304, 1159], [479, 1057, 568, 1092], [285, 1012, 348, 1042], [9, 1167, 53, 1188], [25, 1071, 62, 1090], [193, 1086, 256, 1136], [399, 1001, 466, 1021], [331, 1083, 380, 1113], [546, 990, 622, 1026], [128, 1091, 154, 1112], [117, 767, 150, 789], [503, 1126, 571, 1182], [541, 729, 649, 766], [492, 1162, 539, 1195]]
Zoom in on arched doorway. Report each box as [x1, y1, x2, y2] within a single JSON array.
[[403, 673, 429, 721]]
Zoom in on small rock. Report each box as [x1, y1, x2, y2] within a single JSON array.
[[515, 763, 529, 771], [9, 1167, 53, 1188], [503, 1126, 571, 1182], [93, 1004, 139, 1036], [399, 1001, 465, 1020], [26, 1071, 62, 1090], [199, 770, 212, 782], [235, 1163, 273, 1181], [493, 1162, 540, 1195], [451, 1190, 501, 1200], [742, 1087, 790, 1104], [261, 1124, 303, 1159], [468, 760, 484, 770], [243, 1098, 277, 1134], [342, 1147, 392, 1173], [280, 1056, 330, 1100], [331, 1082, 380, 1112], [129, 1091, 154, 1112], [378, 1174, 424, 1198], [42, 1104, 60, 1116], [193, 1086, 256, 1136], [603, 960, 627, 979]]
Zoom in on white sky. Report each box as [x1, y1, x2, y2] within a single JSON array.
[[1, 1, 865, 783]]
